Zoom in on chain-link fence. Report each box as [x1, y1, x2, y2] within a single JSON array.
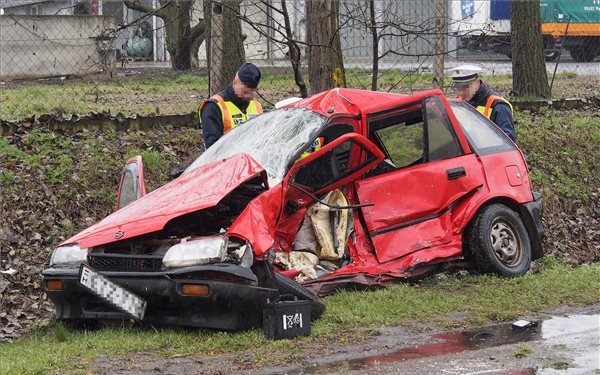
[[1, 0, 599, 122]]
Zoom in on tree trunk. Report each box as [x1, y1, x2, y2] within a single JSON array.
[[162, 0, 193, 70], [208, 0, 245, 95], [123, 0, 205, 70], [432, 0, 446, 89], [306, 0, 345, 95], [510, 0, 551, 98], [369, 0, 379, 91]]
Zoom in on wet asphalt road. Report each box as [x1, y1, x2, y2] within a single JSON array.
[[257, 313, 600, 375], [89, 309, 599, 375]]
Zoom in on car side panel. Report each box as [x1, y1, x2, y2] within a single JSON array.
[[355, 154, 484, 263], [478, 151, 534, 203]]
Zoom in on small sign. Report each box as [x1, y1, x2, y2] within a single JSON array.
[[461, 0, 475, 19], [283, 312, 303, 330]]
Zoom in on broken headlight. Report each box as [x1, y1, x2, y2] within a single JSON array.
[[50, 243, 89, 267], [163, 236, 228, 268], [162, 236, 254, 269]]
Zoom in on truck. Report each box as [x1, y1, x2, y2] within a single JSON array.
[[541, 0, 600, 62], [448, 0, 513, 57], [448, 0, 600, 62]]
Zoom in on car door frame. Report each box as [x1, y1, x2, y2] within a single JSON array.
[[354, 95, 485, 263]]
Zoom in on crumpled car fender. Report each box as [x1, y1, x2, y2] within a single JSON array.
[[228, 184, 284, 259]]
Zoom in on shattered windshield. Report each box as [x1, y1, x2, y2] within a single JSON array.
[[184, 108, 327, 181]]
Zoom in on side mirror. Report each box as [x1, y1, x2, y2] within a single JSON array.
[[116, 155, 146, 210]]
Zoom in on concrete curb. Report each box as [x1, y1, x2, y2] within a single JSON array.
[[1, 112, 198, 136]]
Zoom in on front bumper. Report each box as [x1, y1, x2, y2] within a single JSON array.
[[43, 263, 278, 331], [521, 191, 545, 260]]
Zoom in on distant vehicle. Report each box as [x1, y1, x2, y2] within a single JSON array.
[[449, 0, 600, 62], [541, 0, 600, 62], [448, 0, 514, 57], [42, 88, 544, 331]]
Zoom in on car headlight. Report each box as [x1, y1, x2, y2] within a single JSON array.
[[163, 237, 228, 269], [231, 243, 253, 268], [50, 244, 89, 267]]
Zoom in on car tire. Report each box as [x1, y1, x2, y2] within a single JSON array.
[[466, 204, 531, 277], [569, 46, 596, 62], [544, 51, 560, 62], [274, 271, 325, 320]]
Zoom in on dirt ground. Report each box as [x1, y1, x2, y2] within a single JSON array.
[[88, 305, 600, 375]]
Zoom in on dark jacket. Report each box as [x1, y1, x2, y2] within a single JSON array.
[[468, 81, 517, 142], [200, 84, 252, 148]]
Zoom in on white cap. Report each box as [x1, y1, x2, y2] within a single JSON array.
[[447, 64, 482, 88], [274, 97, 303, 109]]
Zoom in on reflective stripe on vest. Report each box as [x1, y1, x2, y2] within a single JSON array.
[[298, 137, 324, 160], [199, 94, 263, 134], [475, 95, 513, 119]]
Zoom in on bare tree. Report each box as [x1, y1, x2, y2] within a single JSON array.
[[510, 0, 550, 98], [123, 0, 206, 70], [368, 0, 379, 91], [432, 0, 446, 89], [306, 0, 345, 94], [206, 1, 472, 96], [205, 0, 246, 95], [234, 0, 309, 98], [280, 0, 308, 98], [341, 1, 457, 92]]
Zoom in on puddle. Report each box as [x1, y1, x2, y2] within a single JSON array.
[[536, 314, 600, 375], [287, 314, 599, 375]]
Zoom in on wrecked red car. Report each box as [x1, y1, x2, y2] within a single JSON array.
[[42, 88, 544, 331]]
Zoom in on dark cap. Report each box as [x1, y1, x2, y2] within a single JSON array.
[[237, 63, 261, 89]]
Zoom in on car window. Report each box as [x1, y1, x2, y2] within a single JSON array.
[[374, 120, 423, 168], [425, 97, 462, 161], [116, 156, 146, 210], [184, 108, 327, 181], [292, 138, 378, 192], [118, 167, 138, 209], [449, 101, 516, 155]]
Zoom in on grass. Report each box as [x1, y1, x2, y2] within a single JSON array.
[[517, 108, 600, 202], [0, 75, 209, 120], [0, 67, 566, 121], [0, 259, 598, 375]]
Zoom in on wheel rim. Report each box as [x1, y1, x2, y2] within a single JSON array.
[[490, 217, 523, 267]]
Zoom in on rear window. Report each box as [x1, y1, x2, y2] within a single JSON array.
[[450, 101, 516, 155]]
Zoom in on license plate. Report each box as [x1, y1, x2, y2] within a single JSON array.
[[79, 264, 147, 320]]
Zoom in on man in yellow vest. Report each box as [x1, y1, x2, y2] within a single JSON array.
[[199, 63, 264, 148], [447, 64, 516, 142]]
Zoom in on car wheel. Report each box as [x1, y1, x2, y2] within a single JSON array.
[[544, 51, 560, 61], [274, 272, 325, 320], [466, 204, 531, 276], [569, 46, 596, 62]]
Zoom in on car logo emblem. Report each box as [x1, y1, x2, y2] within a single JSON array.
[[114, 230, 125, 239]]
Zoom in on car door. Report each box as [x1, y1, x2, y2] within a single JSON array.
[[275, 132, 385, 252], [355, 96, 485, 263], [283, 132, 385, 204]]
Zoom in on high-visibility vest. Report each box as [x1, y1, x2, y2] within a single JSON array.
[[475, 95, 514, 119], [298, 137, 324, 160], [199, 94, 263, 133]]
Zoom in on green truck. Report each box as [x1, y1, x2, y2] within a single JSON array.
[[541, 0, 600, 62]]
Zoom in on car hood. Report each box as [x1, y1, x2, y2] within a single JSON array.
[[62, 154, 267, 249]]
